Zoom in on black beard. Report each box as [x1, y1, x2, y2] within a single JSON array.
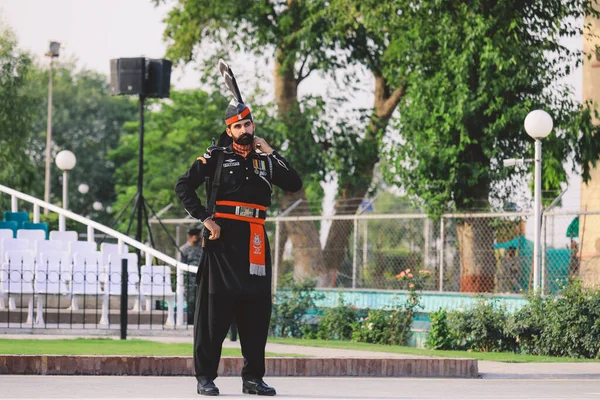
[[235, 133, 254, 145]]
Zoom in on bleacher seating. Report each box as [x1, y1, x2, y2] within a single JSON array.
[[22, 222, 49, 239], [2, 250, 36, 322], [3, 211, 29, 226], [17, 229, 46, 241], [70, 252, 105, 321], [69, 241, 97, 256], [34, 253, 70, 325], [140, 265, 175, 326], [36, 239, 69, 254], [0, 217, 175, 327], [105, 253, 140, 307], [50, 230, 78, 242], [0, 221, 18, 237]]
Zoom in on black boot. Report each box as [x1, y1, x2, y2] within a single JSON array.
[[242, 379, 276, 396], [197, 377, 219, 396]]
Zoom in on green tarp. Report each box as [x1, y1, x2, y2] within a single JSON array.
[[566, 216, 579, 238]]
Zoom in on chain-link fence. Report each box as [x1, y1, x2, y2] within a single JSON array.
[[145, 205, 600, 329], [268, 211, 600, 295]]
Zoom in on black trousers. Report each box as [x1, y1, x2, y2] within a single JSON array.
[[193, 284, 271, 382]]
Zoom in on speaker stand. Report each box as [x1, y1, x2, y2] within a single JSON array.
[[110, 95, 180, 260]]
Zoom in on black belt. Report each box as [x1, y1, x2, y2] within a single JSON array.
[[215, 204, 267, 219]]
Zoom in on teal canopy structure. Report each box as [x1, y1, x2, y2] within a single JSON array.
[[566, 216, 579, 238], [494, 235, 569, 294]]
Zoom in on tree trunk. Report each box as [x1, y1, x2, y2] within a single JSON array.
[[273, 51, 328, 285], [456, 217, 496, 292], [320, 72, 405, 286]]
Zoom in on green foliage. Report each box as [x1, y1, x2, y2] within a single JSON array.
[[504, 293, 546, 355], [316, 295, 357, 341], [108, 90, 227, 231], [535, 281, 600, 359], [353, 282, 421, 345], [270, 273, 323, 338], [24, 59, 136, 223], [425, 309, 452, 350], [428, 282, 600, 358], [379, 1, 600, 215], [0, 24, 38, 193], [447, 299, 516, 353]]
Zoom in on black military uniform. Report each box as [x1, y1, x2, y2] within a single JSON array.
[[175, 100, 302, 396]]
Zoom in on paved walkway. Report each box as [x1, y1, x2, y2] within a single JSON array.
[[3, 334, 600, 379]]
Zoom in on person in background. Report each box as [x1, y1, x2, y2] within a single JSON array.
[[179, 227, 203, 324]]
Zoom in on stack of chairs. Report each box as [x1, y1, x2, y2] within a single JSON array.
[[0, 211, 49, 239], [0, 219, 175, 327]]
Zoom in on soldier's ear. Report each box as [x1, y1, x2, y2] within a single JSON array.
[[226, 127, 233, 137]]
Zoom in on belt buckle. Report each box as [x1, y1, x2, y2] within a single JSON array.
[[235, 206, 256, 218]]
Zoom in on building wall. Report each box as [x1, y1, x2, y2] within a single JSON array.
[[579, 7, 600, 285]]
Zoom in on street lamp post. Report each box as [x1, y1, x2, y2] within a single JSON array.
[[44, 41, 60, 215], [55, 150, 77, 231], [524, 110, 553, 292]]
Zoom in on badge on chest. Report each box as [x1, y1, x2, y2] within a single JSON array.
[[253, 159, 268, 177], [223, 158, 240, 168]]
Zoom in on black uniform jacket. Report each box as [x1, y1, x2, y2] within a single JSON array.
[[175, 144, 302, 295]]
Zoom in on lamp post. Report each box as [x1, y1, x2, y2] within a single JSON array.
[[44, 41, 60, 215], [78, 183, 89, 195], [55, 150, 76, 231], [524, 110, 553, 292]]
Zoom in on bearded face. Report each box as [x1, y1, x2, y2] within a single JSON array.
[[227, 119, 255, 145], [235, 133, 254, 145]]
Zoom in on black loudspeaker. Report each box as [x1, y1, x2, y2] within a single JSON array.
[[110, 57, 172, 98], [145, 58, 172, 99], [110, 58, 145, 96]]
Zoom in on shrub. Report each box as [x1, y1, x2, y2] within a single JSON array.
[[425, 309, 452, 350], [536, 281, 600, 359], [317, 295, 357, 340], [270, 273, 322, 338], [504, 293, 546, 355], [353, 269, 423, 345], [448, 298, 516, 352]]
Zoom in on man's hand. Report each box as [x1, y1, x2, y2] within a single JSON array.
[[253, 136, 274, 155], [203, 218, 221, 240]]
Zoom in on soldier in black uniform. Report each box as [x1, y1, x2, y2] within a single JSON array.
[[175, 98, 302, 396]]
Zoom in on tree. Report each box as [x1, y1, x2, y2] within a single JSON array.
[[108, 89, 229, 234], [155, 0, 407, 285], [25, 61, 137, 223], [0, 23, 38, 202], [381, 1, 600, 292]]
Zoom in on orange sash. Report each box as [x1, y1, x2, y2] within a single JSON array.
[[214, 201, 266, 276]]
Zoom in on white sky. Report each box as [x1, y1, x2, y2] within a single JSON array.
[[0, 0, 586, 247]]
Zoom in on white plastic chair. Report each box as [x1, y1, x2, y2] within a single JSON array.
[[100, 242, 129, 267], [104, 253, 140, 317], [49, 230, 78, 242], [69, 241, 97, 256], [17, 229, 46, 241], [71, 252, 106, 324], [2, 238, 32, 253], [36, 240, 69, 255], [0, 229, 14, 240], [140, 265, 175, 327], [34, 253, 70, 325], [2, 250, 36, 323]]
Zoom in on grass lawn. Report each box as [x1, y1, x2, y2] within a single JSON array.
[[0, 339, 299, 357], [268, 338, 600, 363]]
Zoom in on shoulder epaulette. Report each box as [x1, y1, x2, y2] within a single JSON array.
[[205, 145, 233, 158]]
